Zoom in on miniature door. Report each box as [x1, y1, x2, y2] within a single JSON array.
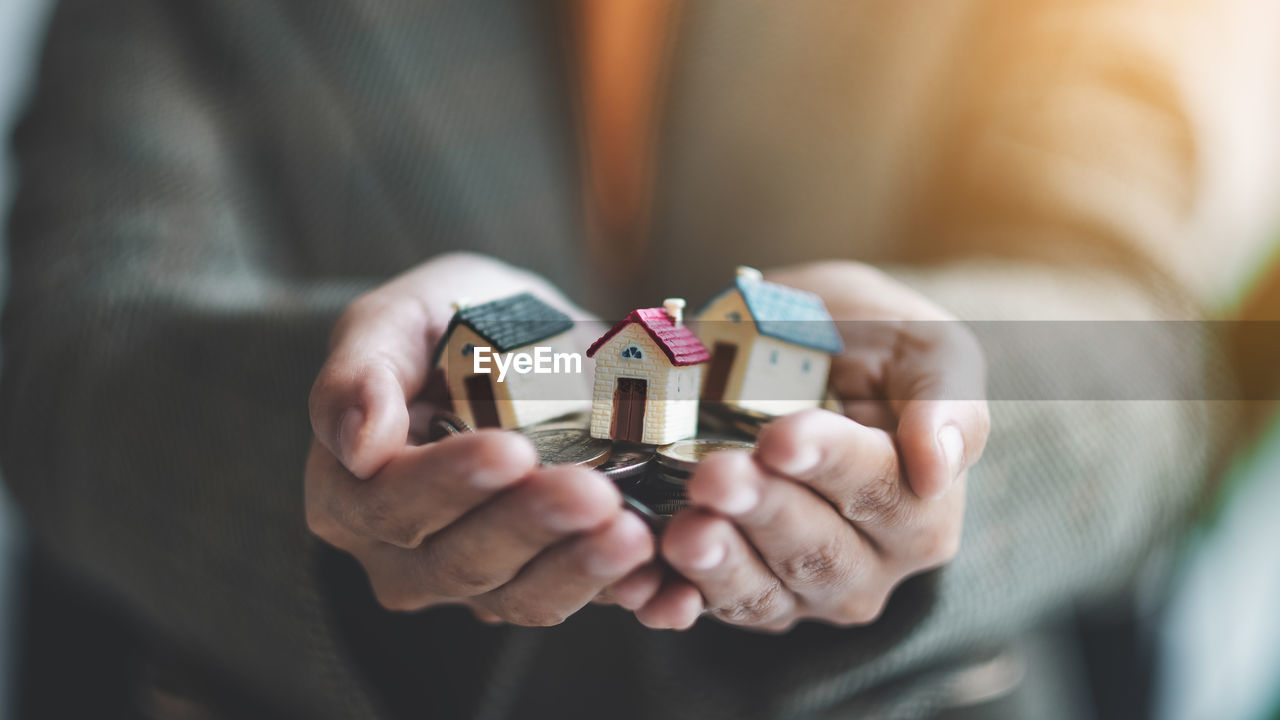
[[611, 378, 647, 443], [464, 374, 501, 428], [702, 342, 737, 402]]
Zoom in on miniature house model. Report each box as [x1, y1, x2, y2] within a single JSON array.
[[586, 299, 709, 445], [432, 292, 587, 429], [695, 267, 844, 416]]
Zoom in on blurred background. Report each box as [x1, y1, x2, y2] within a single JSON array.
[[1, 1, 53, 718], [1, 1, 1279, 719]]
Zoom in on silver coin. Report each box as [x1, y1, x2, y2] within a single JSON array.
[[522, 427, 612, 468], [622, 467, 689, 518], [620, 494, 667, 532], [595, 447, 653, 480], [427, 410, 475, 442], [655, 438, 756, 475]]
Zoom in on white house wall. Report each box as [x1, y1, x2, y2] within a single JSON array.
[[589, 323, 700, 444], [439, 325, 588, 429], [657, 364, 703, 445], [493, 331, 590, 428], [737, 336, 831, 417]]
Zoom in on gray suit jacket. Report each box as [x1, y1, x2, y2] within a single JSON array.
[[1, 0, 1234, 717]]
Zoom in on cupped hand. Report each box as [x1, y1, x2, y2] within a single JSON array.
[[305, 253, 653, 624], [611, 261, 989, 630]]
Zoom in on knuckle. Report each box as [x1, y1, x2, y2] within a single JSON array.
[[776, 541, 849, 589], [430, 555, 500, 597], [842, 459, 911, 526], [715, 582, 785, 626], [352, 494, 426, 549]]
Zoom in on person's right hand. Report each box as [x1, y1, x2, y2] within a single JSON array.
[[305, 253, 654, 624]]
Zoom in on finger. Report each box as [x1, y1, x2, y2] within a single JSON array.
[[316, 430, 538, 548], [471, 607, 504, 624], [879, 321, 988, 499], [841, 400, 896, 432], [660, 510, 797, 629], [894, 398, 989, 500], [754, 410, 916, 531], [768, 263, 989, 500], [477, 512, 654, 627], [309, 253, 578, 478], [410, 466, 625, 598], [685, 451, 874, 600], [346, 465, 625, 611], [406, 399, 440, 445], [602, 563, 666, 611], [309, 284, 443, 479], [634, 576, 704, 631]]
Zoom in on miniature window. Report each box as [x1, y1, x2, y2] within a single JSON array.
[[621, 345, 643, 359], [461, 343, 475, 356], [770, 350, 779, 365], [802, 359, 811, 373], [726, 311, 742, 322]]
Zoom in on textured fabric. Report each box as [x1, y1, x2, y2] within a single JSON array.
[[0, 1, 1243, 718]]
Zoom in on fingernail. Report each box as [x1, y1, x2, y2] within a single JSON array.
[[691, 543, 726, 571], [938, 425, 964, 479], [781, 444, 821, 476], [338, 408, 365, 465], [719, 484, 759, 516]]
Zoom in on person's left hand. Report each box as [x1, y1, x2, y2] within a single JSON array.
[[598, 261, 989, 630]]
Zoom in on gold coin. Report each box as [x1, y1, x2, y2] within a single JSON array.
[[822, 388, 843, 413], [522, 427, 611, 468], [655, 438, 756, 475]]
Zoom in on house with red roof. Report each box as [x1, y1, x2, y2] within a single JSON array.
[[586, 299, 709, 445]]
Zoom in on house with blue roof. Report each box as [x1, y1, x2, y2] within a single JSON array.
[[694, 266, 844, 416]]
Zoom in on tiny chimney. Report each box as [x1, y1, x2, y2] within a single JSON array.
[[663, 298, 686, 328]]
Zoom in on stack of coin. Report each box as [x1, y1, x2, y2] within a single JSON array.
[[697, 403, 772, 439], [435, 411, 774, 532], [426, 410, 475, 442], [699, 388, 844, 439], [594, 445, 653, 481], [522, 426, 612, 469], [525, 409, 592, 431], [655, 438, 756, 480], [618, 438, 757, 518]]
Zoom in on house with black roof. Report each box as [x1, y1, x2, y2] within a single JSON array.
[[432, 292, 588, 429], [694, 266, 844, 416]]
